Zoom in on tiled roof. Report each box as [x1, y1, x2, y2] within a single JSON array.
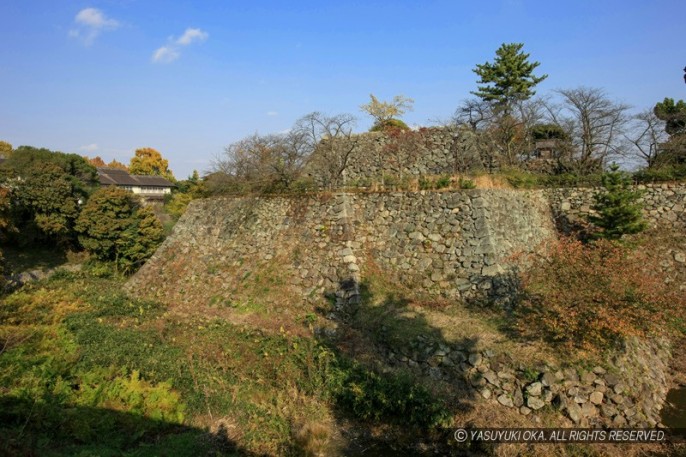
[[133, 175, 176, 186], [97, 168, 175, 188]]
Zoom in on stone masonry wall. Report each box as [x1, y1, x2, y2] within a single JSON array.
[[127, 185, 684, 429], [383, 334, 671, 428], [307, 127, 492, 186], [547, 182, 686, 232], [128, 189, 555, 311]]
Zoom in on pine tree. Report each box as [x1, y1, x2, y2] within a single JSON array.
[[588, 164, 647, 240], [472, 43, 547, 111]]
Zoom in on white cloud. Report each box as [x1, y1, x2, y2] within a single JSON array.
[[267, 111, 278, 117], [76, 8, 119, 29], [79, 143, 99, 153], [69, 8, 119, 46], [176, 28, 208, 45], [152, 46, 180, 64], [152, 27, 208, 64]]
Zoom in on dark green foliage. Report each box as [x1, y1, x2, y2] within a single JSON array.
[[4, 146, 97, 187], [165, 170, 207, 220], [338, 364, 450, 428], [458, 177, 476, 189], [434, 175, 451, 189], [370, 118, 410, 132], [633, 164, 686, 183], [76, 187, 164, 274], [117, 206, 165, 274], [654, 97, 686, 136], [588, 164, 647, 240], [530, 123, 569, 141], [472, 43, 547, 109], [654, 135, 686, 168], [0, 146, 97, 245]]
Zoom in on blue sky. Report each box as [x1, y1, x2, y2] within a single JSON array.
[[1, 0, 684, 178]]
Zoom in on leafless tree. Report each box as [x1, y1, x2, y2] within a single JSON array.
[[453, 98, 495, 131], [548, 87, 630, 172], [452, 97, 546, 167], [294, 112, 358, 188], [209, 129, 310, 193], [625, 109, 667, 168]]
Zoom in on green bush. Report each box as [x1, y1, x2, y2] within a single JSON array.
[[458, 178, 476, 189], [291, 176, 319, 193], [588, 164, 646, 240], [434, 175, 451, 189], [0, 146, 97, 246], [370, 118, 410, 132], [382, 174, 400, 188], [338, 364, 449, 428], [501, 168, 604, 189], [75, 187, 164, 274], [633, 165, 686, 183], [83, 260, 115, 278], [350, 177, 372, 189], [165, 192, 193, 220], [502, 168, 544, 188]]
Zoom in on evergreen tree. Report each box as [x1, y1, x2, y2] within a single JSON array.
[[116, 206, 165, 274], [588, 164, 646, 240], [0, 146, 98, 245], [76, 187, 164, 273], [472, 43, 547, 111], [654, 97, 686, 136]]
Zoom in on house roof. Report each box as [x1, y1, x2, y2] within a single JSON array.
[[97, 168, 175, 188]]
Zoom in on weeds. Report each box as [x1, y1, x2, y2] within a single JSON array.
[[515, 237, 686, 352], [0, 269, 453, 455]]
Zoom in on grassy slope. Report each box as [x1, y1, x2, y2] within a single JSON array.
[[0, 268, 457, 456], [2, 230, 684, 456]]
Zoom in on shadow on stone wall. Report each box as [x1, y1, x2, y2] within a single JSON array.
[[461, 271, 523, 311]]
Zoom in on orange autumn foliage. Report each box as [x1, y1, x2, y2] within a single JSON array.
[[516, 238, 685, 352]]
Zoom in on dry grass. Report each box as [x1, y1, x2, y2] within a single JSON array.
[[293, 420, 333, 457], [357, 257, 558, 367], [472, 174, 513, 189]]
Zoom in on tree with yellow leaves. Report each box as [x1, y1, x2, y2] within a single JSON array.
[[0, 140, 12, 158], [106, 159, 129, 171], [360, 94, 414, 131], [86, 156, 106, 167], [129, 147, 175, 181]]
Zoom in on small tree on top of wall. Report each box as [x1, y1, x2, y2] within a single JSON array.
[[588, 164, 646, 240], [360, 94, 414, 132]]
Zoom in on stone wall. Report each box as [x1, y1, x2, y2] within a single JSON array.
[[127, 189, 555, 310], [547, 182, 686, 232], [384, 334, 671, 428], [126, 185, 685, 429], [307, 127, 493, 186]]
